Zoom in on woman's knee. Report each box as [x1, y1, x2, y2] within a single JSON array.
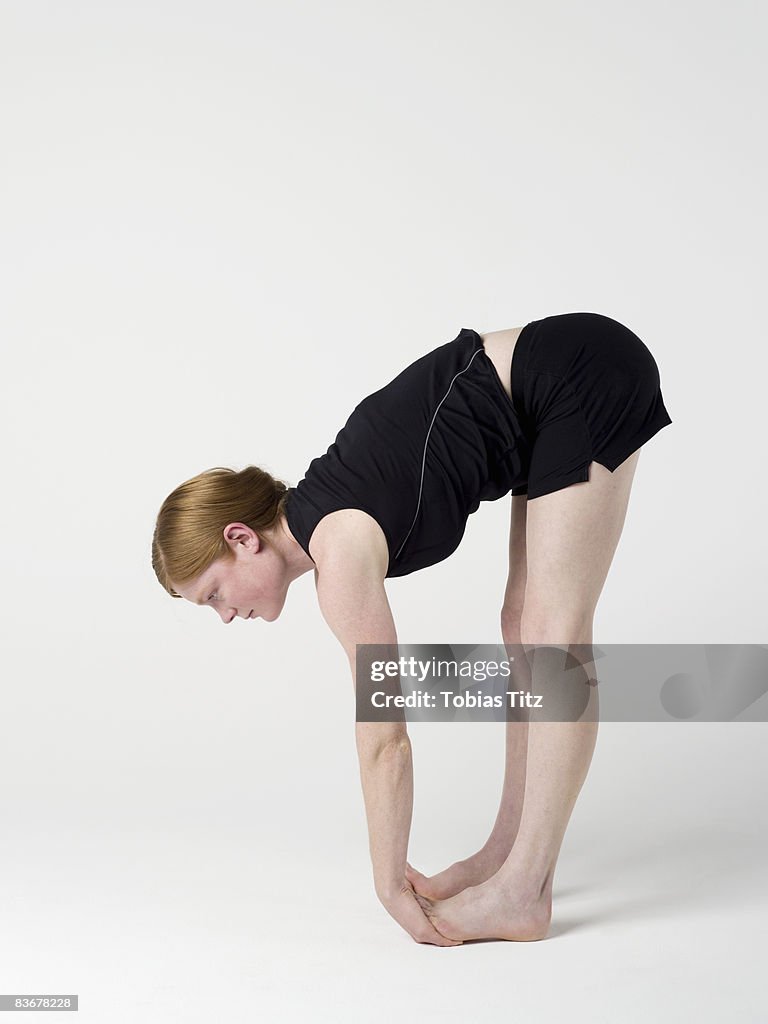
[[519, 603, 594, 646]]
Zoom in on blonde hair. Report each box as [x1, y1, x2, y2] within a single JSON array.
[[152, 465, 290, 598]]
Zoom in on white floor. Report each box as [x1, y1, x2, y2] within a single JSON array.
[[1, 723, 765, 1023]]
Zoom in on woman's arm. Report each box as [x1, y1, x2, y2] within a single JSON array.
[[312, 511, 460, 945], [318, 558, 409, 899]]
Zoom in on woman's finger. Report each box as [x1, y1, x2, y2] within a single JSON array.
[[398, 890, 462, 946], [414, 927, 462, 946], [414, 892, 433, 914], [409, 913, 462, 946]]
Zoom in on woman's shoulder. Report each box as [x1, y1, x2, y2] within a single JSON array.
[[310, 508, 390, 580]]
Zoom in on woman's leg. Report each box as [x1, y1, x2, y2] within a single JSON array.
[[406, 495, 530, 899], [417, 451, 641, 941]]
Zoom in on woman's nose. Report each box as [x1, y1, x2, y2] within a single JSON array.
[[219, 607, 237, 624]]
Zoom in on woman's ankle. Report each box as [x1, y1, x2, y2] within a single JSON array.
[[478, 836, 517, 874]]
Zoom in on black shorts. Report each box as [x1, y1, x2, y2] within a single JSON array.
[[509, 312, 673, 500]]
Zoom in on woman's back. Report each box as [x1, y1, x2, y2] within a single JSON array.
[[285, 328, 531, 578]]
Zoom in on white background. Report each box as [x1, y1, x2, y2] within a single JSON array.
[[1, 1, 766, 1021]]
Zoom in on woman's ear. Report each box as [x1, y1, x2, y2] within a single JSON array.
[[222, 522, 260, 551]]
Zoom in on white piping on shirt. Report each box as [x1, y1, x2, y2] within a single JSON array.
[[394, 344, 484, 561]]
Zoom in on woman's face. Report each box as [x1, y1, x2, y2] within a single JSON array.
[[173, 524, 288, 623]]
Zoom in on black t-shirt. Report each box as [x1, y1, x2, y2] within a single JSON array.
[[284, 328, 531, 578]]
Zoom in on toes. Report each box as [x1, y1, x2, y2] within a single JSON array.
[[414, 876, 453, 901], [406, 864, 441, 899], [405, 862, 420, 882]]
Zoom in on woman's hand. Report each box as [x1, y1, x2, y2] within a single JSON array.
[[379, 879, 463, 946]]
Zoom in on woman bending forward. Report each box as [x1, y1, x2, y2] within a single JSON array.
[[151, 312, 672, 945]]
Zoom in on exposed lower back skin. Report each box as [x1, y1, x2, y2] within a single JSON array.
[[479, 326, 524, 402]]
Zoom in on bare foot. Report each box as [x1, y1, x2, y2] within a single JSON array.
[[405, 850, 507, 901], [414, 875, 552, 942]]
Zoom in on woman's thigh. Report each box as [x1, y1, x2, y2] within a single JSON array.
[[502, 494, 529, 626], [522, 450, 641, 633]]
